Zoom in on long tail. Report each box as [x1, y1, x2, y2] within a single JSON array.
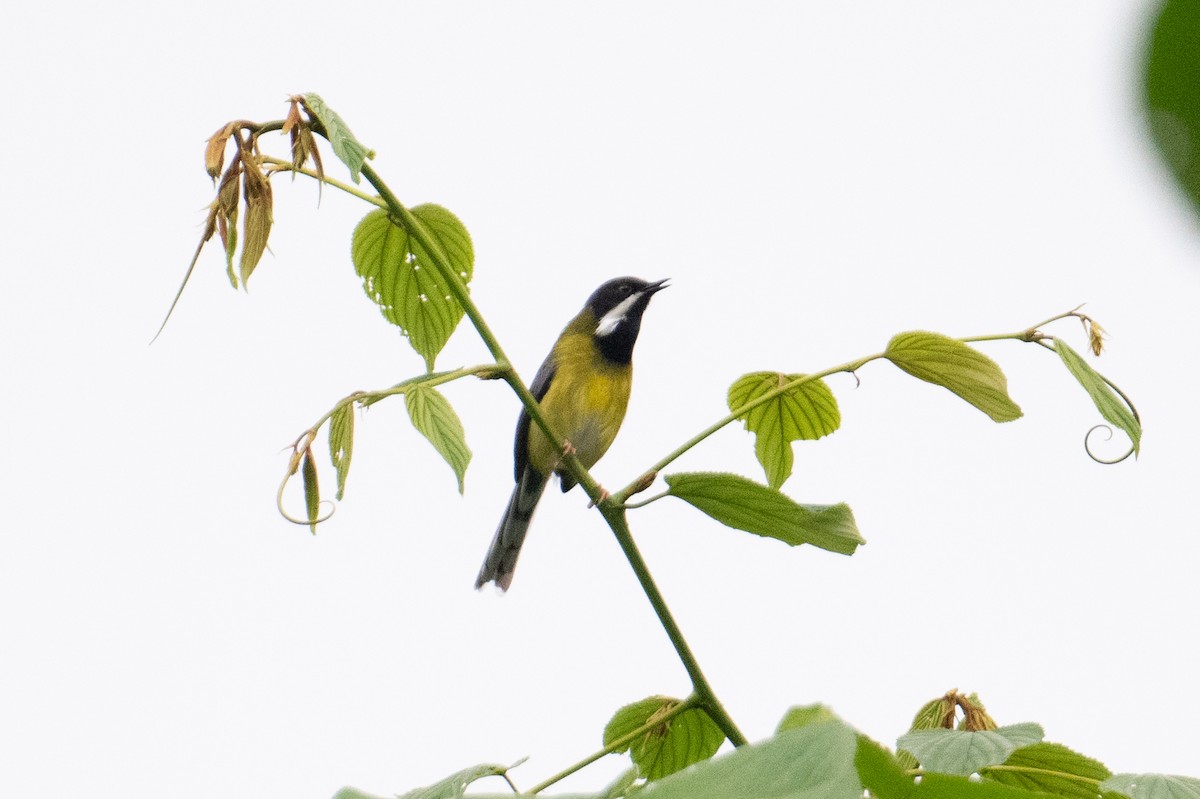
[[475, 466, 548, 591]]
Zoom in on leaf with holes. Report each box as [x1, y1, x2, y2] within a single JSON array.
[[352, 206, 474, 371], [886, 331, 1022, 423], [727, 372, 840, 489], [329, 403, 354, 501], [603, 696, 726, 781], [405, 384, 471, 494], [665, 472, 863, 555]]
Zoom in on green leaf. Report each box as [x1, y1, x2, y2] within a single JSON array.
[[982, 742, 1111, 799], [328, 403, 354, 501], [603, 696, 725, 781], [856, 735, 917, 799], [897, 724, 1044, 777], [302, 93, 374, 184], [918, 774, 1076, 799], [330, 788, 387, 799], [1054, 340, 1141, 455], [727, 372, 840, 489], [405, 383, 471, 493], [777, 704, 839, 733], [885, 331, 1023, 423], [351, 205, 475, 371], [635, 720, 862, 799], [389, 764, 511, 799], [1144, 0, 1200, 220], [665, 472, 864, 555], [301, 448, 319, 534], [1102, 774, 1200, 799], [858, 736, 1070, 799]]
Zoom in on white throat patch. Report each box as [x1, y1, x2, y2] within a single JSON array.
[[595, 292, 642, 337]]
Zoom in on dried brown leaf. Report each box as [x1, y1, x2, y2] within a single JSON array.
[[204, 122, 237, 181]]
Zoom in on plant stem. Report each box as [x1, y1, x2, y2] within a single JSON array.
[[355, 163, 573, 474], [525, 694, 700, 794], [315, 136, 747, 758], [615, 352, 885, 499], [600, 507, 747, 748], [260, 156, 386, 207], [618, 310, 1086, 499]]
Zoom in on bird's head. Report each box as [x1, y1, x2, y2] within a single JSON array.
[[584, 277, 669, 364]]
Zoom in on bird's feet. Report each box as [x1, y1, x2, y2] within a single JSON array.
[[587, 487, 611, 509]]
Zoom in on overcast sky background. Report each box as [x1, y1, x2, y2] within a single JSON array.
[[2, 2, 1197, 797]]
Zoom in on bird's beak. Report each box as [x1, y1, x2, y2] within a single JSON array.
[[645, 278, 670, 295]]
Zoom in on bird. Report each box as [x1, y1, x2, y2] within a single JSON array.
[[475, 276, 669, 591]]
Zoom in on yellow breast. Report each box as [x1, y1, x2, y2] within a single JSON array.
[[526, 331, 633, 476]]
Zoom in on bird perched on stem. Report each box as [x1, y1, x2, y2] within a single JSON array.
[[475, 276, 669, 591]]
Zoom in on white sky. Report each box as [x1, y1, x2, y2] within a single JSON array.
[[3, 2, 1197, 797]]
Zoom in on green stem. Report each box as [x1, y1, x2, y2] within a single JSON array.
[[600, 507, 747, 748], [616, 352, 886, 499], [297, 364, 496, 443], [309, 129, 746, 759], [260, 156, 386, 207], [618, 310, 1085, 499], [525, 694, 701, 794], [355, 162, 572, 478]]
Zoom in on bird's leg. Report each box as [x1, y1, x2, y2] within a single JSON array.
[[550, 439, 577, 473], [556, 440, 609, 507], [587, 488, 610, 509]]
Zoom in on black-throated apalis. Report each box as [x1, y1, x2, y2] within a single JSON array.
[[475, 277, 668, 590]]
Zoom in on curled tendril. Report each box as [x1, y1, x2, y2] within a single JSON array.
[[275, 472, 337, 526], [275, 429, 337, 528], [1084, 425, 1133, 464], [1083, 373, 1141, 464]]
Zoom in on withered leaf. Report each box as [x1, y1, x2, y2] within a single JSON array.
[[205, 122, 238, 181]]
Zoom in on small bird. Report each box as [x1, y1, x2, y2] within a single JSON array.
[[475, 276, 669, 590]]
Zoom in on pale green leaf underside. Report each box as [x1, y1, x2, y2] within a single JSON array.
[[665, 472, 864, 555], [351, 205, 474, 371], [405, 383, 471, 494], [728, 372, 840, 489], [983, 742, 1112, 799], [392, 763, 511, 799], [897, 724, 1044, 777], [1102, 773, 1200, 799], [1054, 340, 1141, 454], [328, 403, 354, 501], [603, 695, 725, 781], [637, 720, 862, 799], [886, 331, 1022, 423], [302, 93, 373, 184]]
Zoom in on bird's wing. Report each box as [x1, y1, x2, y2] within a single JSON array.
[[513, 352, 558, 482]]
